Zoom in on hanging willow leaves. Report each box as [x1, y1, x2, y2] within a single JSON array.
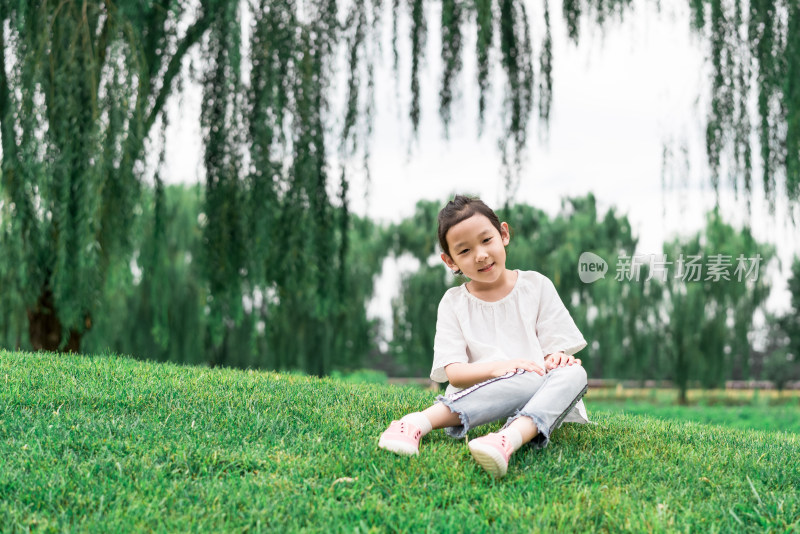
[[201, 0, 245, 362], [691, 0, 800, 209], [474, 0, 494, 125], [409, 0, 427, 132], [342, 0, 368, 152], [2, 0, 798, 373], [562, 0, 582, 41], [561, 0, 632, 43], [538, 0, 553, 125], [0, 1, 213, 351], [498, 0, 534, 196], [440, 0, 463, 133], [392, 0, 401, 76], [787, 1, 800, 201]]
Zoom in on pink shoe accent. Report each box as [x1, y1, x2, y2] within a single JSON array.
[[378, 420, 422, 456], [468, 432, 515, 478]]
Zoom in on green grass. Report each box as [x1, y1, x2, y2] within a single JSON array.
[[587, 399, 800, 435], [2, 350, 798, 533]]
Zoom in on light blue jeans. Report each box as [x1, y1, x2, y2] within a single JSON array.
[[436, 364, 588, 448]]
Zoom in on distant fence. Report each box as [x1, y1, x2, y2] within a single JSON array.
[[387, 377, 800, 390]]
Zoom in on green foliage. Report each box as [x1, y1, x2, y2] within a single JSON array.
[[202, 0, 246, 351], [760, 257, 800, 389], [391, 264, 455, 375], [2, 0, 798, 376], [83, 184, 211, 366], [387, 200, 457, 374], [690, 0, 800, 207], [0, 0, 542, 360], [561, 0, 633, 43], [2, 350, 798, 532], [662, 210, 775, 401], [83, 184, 388, 374], [782, 257, 800, 361], [409, 0, 427, 133], [0, 1, 212, 348], [474, 0, 494, 124], [388, 196, 777, 392], [439, 0, 463, 133], [538, 0, 553, 125]]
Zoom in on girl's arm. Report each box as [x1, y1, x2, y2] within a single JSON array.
[[445, 359, 545, 389]]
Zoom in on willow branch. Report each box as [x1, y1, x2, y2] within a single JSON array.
[[145, 12, 212, 134], [0, 12, 17, 167]]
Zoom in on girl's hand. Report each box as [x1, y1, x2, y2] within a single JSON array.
[[544, 352, 582, 371], [491, 359, 545, 377]]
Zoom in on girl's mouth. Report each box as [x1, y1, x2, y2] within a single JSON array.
[[478, 263, 495, 272]]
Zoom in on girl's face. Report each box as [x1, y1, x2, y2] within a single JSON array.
[[441, 213, 510, 283]]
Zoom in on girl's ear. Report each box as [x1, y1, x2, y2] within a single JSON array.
[[500, 222, 511, 246], [441, 253, 458, 272]]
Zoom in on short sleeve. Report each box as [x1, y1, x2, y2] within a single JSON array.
[[536, 275, 587, 356], [430, 293, 469, 383]]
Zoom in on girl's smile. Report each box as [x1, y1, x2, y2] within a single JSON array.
[[440, 213, 514, 297]]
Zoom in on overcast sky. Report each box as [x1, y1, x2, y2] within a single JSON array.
[[162, 0, 798, 327]]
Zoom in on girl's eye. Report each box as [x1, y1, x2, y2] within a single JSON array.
[[458, 249, 469, 255], [483, 237, 492, 243]]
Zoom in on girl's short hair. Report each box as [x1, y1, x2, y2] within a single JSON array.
[[437, 195, 503, 258]]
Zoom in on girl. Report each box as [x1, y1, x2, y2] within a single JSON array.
[[378, 195, 589, 478]]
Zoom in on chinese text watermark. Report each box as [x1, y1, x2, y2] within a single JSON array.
[[578, 252, 762, 284]]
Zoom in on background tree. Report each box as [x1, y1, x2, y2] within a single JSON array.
[[388, 201, 454, 375], [81, 183, 390, 372], [759, 258, 800, 389], [691, 0, 800, 207], [2, 0, 798, 376], [82, 184, 212, 366], [781, 258, 800, 364], [662, 211, 775, 403], [0, 0, 544, 368], [0, 1, 216, 351]]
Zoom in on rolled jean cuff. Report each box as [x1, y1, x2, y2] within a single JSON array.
[[503, 411, 552, 449], [502, 382, 588, 449], [436, 395, 471, 439]]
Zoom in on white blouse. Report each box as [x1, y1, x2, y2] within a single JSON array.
[[430, 270, 590, 423]]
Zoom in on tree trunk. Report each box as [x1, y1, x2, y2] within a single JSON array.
[[677, 386, 688, 406], [27, 287, 83, 352]]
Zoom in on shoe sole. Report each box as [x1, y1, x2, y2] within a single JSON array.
[[468, 441, 508, 478], [378, 437, 419, 456]]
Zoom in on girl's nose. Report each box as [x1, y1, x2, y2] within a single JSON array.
[[475, 247, 488, 261]]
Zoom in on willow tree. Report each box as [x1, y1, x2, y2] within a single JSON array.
[[662, 211, 775, 403], [2, 0, 797, 369], [680, 0, 800, 208], [0, 0, 545, 366], [0, 1, 220, 350], [195, 0, 552, 374], [194, 0, 800, 375], [557, 0, 800, 208]]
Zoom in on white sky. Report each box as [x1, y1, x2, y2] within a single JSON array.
[[162, 0, 799, 336]]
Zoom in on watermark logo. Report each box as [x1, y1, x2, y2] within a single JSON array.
[[578, 252, 609, 284], [578, 252, 763, 283]]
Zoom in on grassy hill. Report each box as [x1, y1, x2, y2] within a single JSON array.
[[1, 350, 798, 532]]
